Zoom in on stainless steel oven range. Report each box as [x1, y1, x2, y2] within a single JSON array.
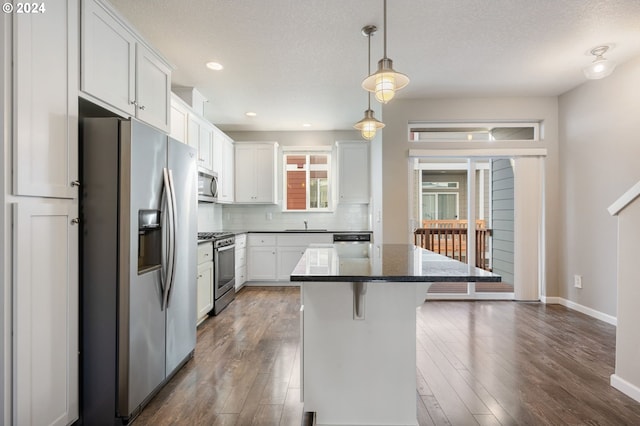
[[198, 232, 235, 314]]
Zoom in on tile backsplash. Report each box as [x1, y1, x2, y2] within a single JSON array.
[[198, 203, 370, 232]]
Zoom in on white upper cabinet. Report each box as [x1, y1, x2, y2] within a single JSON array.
[[337, 141, 370, 204], [234, 142, 278, 204], [213, 129, 234, 203], [169, 93, 189, 144], [135, 43, 171, 132], [13, 0, 79, 199], [81, 0, 171, 133], [219, 135, 235, 203], [187, 114, 213, 172]]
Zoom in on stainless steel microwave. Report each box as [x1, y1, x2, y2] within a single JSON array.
[[198, 171, 218, 202]]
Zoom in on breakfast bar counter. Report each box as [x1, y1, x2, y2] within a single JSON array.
[[290, 244, 500, 426]]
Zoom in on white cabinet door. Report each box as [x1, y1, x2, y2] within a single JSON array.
[[14, 200, 79, 426], [338, 142, 370, 204], [212, 128, 223, 176], [13, 0, 79, 198], [199, 122, 214, 172], [187, 114, 201, 153], [169, 94, 189, 143], [247, 247, 277, 280], [196, 261, 213, 324], [234, 144, 255, 203], [136, 43, 171, 133], [235, 235, 247, 289], [277, 247, 306, 280], [81, 0, 136, 116], [234, 142, 277, 203], [254, 144, 277, 203], [219, 135, 235, 203], [81, 0, 171, 132], [188, 115, 213, 172]]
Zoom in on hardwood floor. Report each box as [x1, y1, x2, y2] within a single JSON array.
[[132, 287, 640, 426]]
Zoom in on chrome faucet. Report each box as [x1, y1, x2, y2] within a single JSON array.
[[304, 220, 308, 231]]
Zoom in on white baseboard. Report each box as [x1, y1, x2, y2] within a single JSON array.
[[541, 296, 617, 326], [611, 374, 640, 402]]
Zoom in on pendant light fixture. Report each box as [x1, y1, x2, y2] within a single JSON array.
[[362, 0, 409, 104], [583, 45, 617, 80], [354, 25, 385, 141]]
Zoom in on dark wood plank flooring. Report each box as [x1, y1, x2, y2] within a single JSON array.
[[132, 287, 640, 426]]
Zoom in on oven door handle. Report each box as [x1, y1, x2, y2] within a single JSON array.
[[216, 244, 235, 252]]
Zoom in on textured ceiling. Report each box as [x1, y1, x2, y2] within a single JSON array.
[[109, 0, 640, 132]]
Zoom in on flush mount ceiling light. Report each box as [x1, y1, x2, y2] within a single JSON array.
[[205, 61, 224, 71], [583, 46, 617, 80], [362, 0, 409, 103], [354, 25, 385, 141]]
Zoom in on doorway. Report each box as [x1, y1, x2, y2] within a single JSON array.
[[410, 155, 544, 300]]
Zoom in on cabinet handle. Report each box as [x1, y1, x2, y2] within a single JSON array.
[[71, 218, 80, 225], [204, 253, 210, 257], [198, 274, 203, 279], [129, 100, 138, 106], [70, 180, 81, 188], [138, 105, 146, 111]]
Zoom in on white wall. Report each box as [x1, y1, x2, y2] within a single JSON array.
[[381, 96, 560, 298], [558, 55, 640, 317]]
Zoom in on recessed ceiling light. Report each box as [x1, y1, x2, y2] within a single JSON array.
[[205, 61, 223, 71], [302, 123, 311, 128], [245, 112, 257, 117]]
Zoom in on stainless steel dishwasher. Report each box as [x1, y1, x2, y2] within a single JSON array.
[[332, 233, 372, 257]]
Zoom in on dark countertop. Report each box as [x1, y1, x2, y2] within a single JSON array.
[[242, 230, 372, 234], [290, 243, 501, 283], [197, 230, 372, 243]]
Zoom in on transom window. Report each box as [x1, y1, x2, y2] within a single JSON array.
[[409, 121, 540, 142], [283, 152, 332, 211]]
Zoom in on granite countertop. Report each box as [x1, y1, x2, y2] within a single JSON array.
[[290, 243, 501, 283], [243, 230, 372, 234]]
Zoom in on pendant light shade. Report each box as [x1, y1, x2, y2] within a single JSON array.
[[354, 25, 385, 141], [362, 0, 409, 104], [354, 108, 385, 140], [583, 45, 617, 80], [362, 58, 410, 103]]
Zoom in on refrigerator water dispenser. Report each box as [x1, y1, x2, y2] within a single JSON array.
[[138, 209, 162, 274]]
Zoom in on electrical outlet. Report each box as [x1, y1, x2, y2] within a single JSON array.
[[574, 274, 582, 289]]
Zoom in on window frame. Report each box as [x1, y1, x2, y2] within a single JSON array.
[[408, 121, 540, 142], [282, 148, 333, 212]]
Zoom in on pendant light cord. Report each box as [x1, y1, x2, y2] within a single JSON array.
[[367, 30, 372, 110], [383, 0, 387, 59]]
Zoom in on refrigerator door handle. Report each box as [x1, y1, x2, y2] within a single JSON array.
[[162, 168, 176, 310], [165, 169, 178, 308]]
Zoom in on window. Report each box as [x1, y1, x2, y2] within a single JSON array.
[[423, 193, 459, 220], [408, 121, 540, 142], [423, 181, 459, 189], [283, 152, 332, 211]]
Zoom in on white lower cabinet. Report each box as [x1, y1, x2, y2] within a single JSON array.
[[277, 247, 308, 281], [13, 200, 79, 426], [247, 246, 278, 281], [246, 233, 332, 284], [196, 243, 213, 325], [235, 234, 247, 290]]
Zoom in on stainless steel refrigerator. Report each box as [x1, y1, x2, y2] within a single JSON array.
[[80, 118, 197, 425]]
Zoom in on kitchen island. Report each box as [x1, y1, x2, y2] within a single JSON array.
[[290, 243, 501, 426]]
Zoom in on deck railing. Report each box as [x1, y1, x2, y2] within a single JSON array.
[[414, 226, 492, 271]]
